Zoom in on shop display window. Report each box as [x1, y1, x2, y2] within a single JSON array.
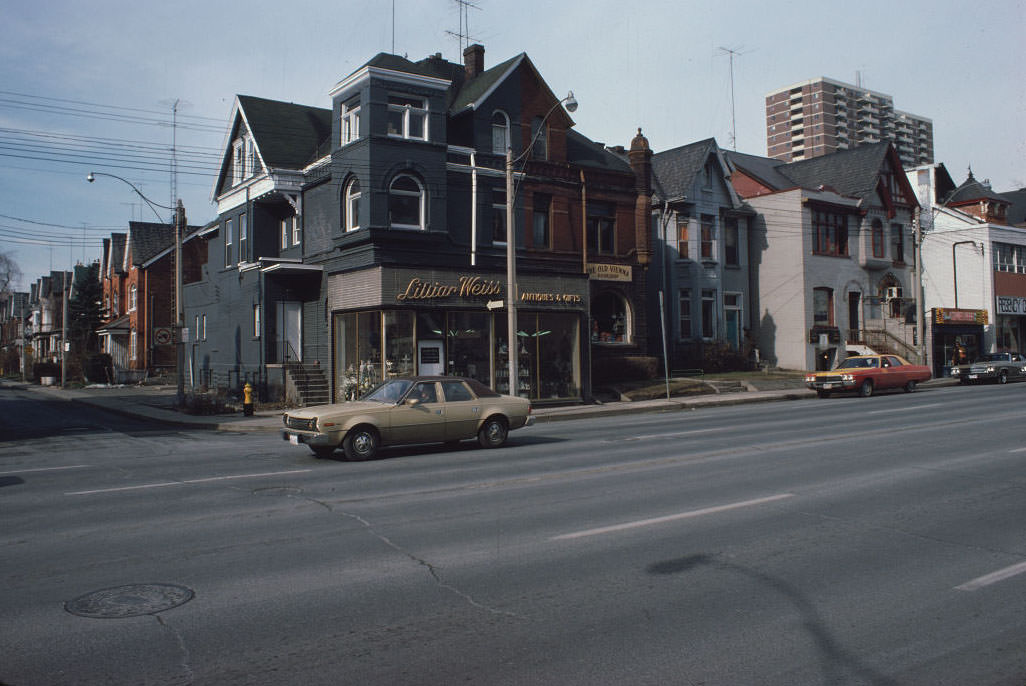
[[591, 291, 630, 344], [445, 311, 490, 385], [384, 311, 415, 378], [522, 312, 580, 399]]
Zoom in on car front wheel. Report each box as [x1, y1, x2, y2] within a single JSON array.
[[999, 371, 1008, 384], [904, 380, 917, 393], [477, 417, 508, 449], [858, 379, 874, 398], [343, 426, 379, 461]]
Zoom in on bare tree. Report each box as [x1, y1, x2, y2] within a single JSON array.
[[0, 251, 22, 294]]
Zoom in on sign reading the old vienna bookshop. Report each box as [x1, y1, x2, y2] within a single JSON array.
[[586, 263, 633, 282]]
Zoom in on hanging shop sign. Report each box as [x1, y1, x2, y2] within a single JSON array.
[[933, 308, 988, 325], [996, 296, 1026, 316], [586, 263, 633, 282]]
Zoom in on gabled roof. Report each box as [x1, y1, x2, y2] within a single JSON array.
[[127, 222, 175, 266], [109, 234, 127, 275], [777, 141, 892, 201], [450, 53, 524, 112], [236, 95, 331, 170], [652, 138, 716, 201], [723, 149, 797, 192], [566, 130, 632, 173], [999, 187, 1026, 225]]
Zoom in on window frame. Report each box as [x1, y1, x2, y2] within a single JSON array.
[[871, 219, 885, 258], [678, 289, 692, 340], [676, 216, 690, 260], [586, 202, 615, 255], [700, 214, 716, 261], [238, 212, 247, 264], [813, 287, 835, 327], [812, 209, 849, 257], [344, 178, 361, 232], [291, 215, 301, 246], [891, 223, 905, 263], [224, 218, 233, 268], [724, 217, 740, 266], [491, 110, 510, 155], [387, 95, 428, 141], [532, 193, 551, 249], [701, 289, 716, 339], [530, 116, 548, 160], [341, 98, 360, 145], [253, 303, 261, 339], [128, 284, 137, 312], [388, 173, 426, 230], [491, 188, 507, 245]]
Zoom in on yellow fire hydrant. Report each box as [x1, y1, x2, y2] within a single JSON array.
[[243, 382, 254, 416]]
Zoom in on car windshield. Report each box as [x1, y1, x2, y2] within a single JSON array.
[[361, 379, 414, 403], [836, 357, 879, 369], [976, 353, 1010, 362]]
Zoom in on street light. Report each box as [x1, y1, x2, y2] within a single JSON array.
[[504, 91, 577, 396], [87, 172, 186, 407]]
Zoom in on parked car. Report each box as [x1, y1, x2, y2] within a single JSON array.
[[805, 354, 932, 398], [949, 352, 1026, 384], [282, 376, 534, 461]]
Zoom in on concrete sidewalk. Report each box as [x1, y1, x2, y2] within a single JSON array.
[[1, 377, 956, 433]]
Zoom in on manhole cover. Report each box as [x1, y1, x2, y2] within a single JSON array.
[[65, 583, 194, 618]]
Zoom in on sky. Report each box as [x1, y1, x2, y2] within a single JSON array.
[[1, 0, 1023, 291]]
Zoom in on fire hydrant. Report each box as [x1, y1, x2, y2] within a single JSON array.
[[243, 382, 254, 416]]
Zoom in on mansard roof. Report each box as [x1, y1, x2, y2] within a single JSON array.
[[946, 171, 1009, 206]]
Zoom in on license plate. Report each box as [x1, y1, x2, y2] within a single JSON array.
[[822, 383, 833, 389], [968, 374, 978, 379], [289, 435, 300, 446]]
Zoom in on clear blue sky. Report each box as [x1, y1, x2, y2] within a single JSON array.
[[2, 0, 1023, 290]]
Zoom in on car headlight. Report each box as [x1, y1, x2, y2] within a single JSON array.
[[950, 367, 960, 375], [805, 375, 816, 383], [986, 366, 996, 373], [841, 374, 855, 383]]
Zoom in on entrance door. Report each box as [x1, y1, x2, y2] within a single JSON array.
[[278, 302, 302, 362], [848, 292, 861, 342], [417, 340, 444, 375]]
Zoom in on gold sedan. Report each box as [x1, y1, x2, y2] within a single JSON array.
[[282, 377, 534, 461]]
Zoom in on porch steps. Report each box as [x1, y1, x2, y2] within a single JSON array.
[[286, 362, 331, 406]]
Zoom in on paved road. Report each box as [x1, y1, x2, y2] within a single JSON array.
[[1, 382, 1024, 684]]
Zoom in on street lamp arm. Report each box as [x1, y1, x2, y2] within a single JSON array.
[[86, 171, 172, 223]]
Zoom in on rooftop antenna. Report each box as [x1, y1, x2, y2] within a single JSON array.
[[446, 0, 481, 56], [718, 46, 747, 151]]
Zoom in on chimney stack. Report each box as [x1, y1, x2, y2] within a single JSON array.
[[464, 44, 485, 79]]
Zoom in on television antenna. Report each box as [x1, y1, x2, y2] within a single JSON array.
[[718, 46, 749, 150], [446, 0, 481, 56]]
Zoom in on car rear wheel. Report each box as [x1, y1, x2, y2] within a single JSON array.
[[477, 417, 508, 449], [343, 426, 379, 461], [904, 380, 917, 393], [858, 379, 874, 398]]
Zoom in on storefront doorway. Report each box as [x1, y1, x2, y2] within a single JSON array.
[[417, 340, 444, 375]]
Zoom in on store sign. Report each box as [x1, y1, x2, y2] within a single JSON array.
[[520, 291, 582, 304], [395, 276, 503, 302], [934, 308, 988, 325], [587, 263, 632, 282], [996, 296, 1026, 316]]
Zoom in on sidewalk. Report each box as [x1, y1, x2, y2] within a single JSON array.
[[2, 376, 957, 433]]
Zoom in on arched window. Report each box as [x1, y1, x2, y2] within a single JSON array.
[[344, 177, 361, 231], [530, 116, 547, 160], [389, 174, 425, 230], [491, 111, 509, 155], [591, 291, 631, 344]]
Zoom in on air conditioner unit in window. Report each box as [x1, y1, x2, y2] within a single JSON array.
[[885, 286, 903, 300]]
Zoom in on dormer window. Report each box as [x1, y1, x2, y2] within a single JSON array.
[[232, 136, 254, 185], [341, 99, 360, 145], [530, 116, 547, 160], [387, 95, 428, 140]]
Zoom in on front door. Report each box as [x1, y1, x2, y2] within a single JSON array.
[[848, 292, 860, 339], [418, 340, 444, 375], [278, 302, 302, 362], [388, 380, 447, 444]]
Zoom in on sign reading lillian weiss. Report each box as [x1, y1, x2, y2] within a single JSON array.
[[396, 276, 503, 302], [997, 296, 1026, 316]]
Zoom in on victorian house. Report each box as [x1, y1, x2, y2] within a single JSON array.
[[647, 137, 754, 370], [725, 142, 920, 371], [189, 45, 649, 404], [97, 222, 188, 382]]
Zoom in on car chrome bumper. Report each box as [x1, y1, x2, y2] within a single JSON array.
[[281, 430, 338, 447]]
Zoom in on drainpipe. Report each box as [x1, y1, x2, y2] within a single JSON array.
[[470, 152, 478, 267], [580, 169, 588, 274]]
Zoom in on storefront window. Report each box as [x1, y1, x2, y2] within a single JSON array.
[[446, 311, 490, 385], [384, 310, 414, 378], [591, 291, 629, 344], [336, 311, 383, 400], [521, 312, 580, 399]]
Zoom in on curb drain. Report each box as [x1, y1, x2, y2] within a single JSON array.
[[65, 583, 194, 619]]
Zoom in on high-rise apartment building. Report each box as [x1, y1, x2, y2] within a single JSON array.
[[766, 77, 933, 169]]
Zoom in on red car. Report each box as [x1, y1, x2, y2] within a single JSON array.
[[805, 354, 932, 398]]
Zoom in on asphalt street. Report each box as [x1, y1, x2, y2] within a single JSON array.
[[1, 381, 1024, 685]]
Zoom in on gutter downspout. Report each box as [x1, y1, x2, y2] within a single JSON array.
[[580, 169, 588, 274], [470, 152, 478, 267]]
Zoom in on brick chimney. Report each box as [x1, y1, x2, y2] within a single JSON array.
[[629, 128, 653, 266], [464, 44, 485, 79]]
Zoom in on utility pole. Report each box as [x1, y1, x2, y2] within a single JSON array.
[[175, 200, 186, 407], [913, 205, 925, 365]]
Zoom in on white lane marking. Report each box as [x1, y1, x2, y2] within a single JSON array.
[[551, 493, 794, 541], [1010, 447, 1026, 453], [66, 469, 313, 495], [0, 465, 89, 475], [955, 561, 1026, 591], [867, 403, 943, 415], [619, 428, 725, 442]]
